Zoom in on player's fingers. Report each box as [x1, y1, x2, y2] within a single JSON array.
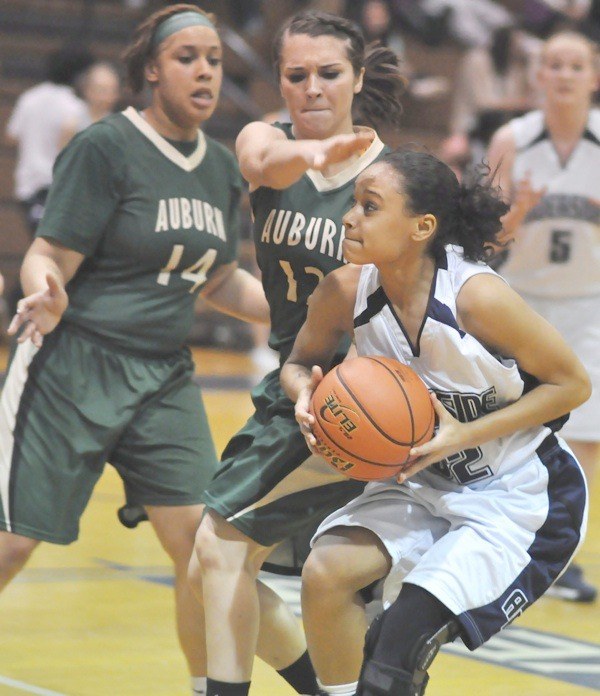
[[7, 312, 25, 335], [17, 322, 36, 344], [32, 330, 44, 348], [430, 392, 450, 420], [397, 457, 431, 483]]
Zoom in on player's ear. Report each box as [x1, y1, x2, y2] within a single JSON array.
[[354, 67, 365, 95], [412, 213, 437, 242], [145, 59, 159, 85]]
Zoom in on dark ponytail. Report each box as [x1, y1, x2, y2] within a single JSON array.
[[354, 43, 405, 128], [272, 10, 406, 129], [382, 149, 509, 262]]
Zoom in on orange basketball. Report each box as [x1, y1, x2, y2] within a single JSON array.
[[309, 356, 435, 481]]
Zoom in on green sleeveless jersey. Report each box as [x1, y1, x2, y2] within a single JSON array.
[[251, 123, 388, 362], [37, 107, 241, 355]]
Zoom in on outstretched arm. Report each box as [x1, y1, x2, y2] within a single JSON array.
[[236, 121, 374, 191]]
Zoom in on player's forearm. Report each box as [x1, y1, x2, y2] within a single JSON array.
[[280, 361, 313, 403], [458, 379, 591, 453], [20, 251, 65, 297], [204, 268, 270, 324], [253, 140, 321, 189]]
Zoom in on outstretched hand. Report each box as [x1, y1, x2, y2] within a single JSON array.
[[294, 365, 324, 453], [312, 131, 375, 171], [8, 273, 68, 347], [397, 393, 468, 483]]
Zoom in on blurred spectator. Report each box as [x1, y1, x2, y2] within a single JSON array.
[[77, 62, 122, 127], [359, 0, 449, 100], [391, 0, 452, 45], [361, 0, 406, 54], [5, 46, 94, 237], [418, 0, 514, 48], [522, 0, 590, 37], [440, 25, 541, 172]]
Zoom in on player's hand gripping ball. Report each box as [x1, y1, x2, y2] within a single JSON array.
[[309, 356, 434, 480]]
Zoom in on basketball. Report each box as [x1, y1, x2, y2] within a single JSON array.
[[309, 356, 435, 481]]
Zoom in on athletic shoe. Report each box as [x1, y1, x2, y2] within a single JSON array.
[[546, 563, 597, 603]]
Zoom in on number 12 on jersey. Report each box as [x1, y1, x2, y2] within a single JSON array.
[[158, 244, 217, 292]]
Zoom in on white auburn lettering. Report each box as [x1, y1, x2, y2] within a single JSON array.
[[260, 208, 345, 260], [155, 198, 226, 240]]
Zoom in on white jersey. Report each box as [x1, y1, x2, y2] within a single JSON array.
[[500, 109, 600, 298], [353, 245, 560, 487], [314, 246, 588, 648]]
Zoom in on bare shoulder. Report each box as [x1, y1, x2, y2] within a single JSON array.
[[458, 272, 512, 312], [308, 264, 361, 331], [457, 272, 533, 346], [315, 264, 361, 300]]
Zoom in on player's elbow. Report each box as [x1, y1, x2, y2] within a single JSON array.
[[567, 366, 592, 410]]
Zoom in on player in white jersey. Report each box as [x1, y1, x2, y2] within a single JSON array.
[[488, 30, 599, 602], [281, 149, 590, 695]]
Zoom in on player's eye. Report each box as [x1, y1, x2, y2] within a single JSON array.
[[208, 56, 222, 67], [287, 73, 305, 83], [321, 71, 340, 80]]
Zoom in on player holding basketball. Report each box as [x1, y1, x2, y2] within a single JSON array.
[[488, 30, 599, 603], [0, 6, 271, 694], [189, 11, 405, 696], [281, 149, 590, 696]]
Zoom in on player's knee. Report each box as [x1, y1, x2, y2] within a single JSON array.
[[0, 532, 38, 577], [193, 515, 227, 573], [187, 548, 203, 600], [302, 547, 360, 602], [193, 511, 257, 577]]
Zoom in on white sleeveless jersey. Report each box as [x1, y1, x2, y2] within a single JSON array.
[[353, 246, 562, 487], [500, 109, 600, 298]]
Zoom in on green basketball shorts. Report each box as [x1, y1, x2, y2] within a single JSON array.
[[201, 369, 365, 552], [0, 324, 217, 544]]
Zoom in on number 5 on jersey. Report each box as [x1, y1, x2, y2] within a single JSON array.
[[158, 244, 217, 292]]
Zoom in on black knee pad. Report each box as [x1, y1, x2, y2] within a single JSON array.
[[410, 619, 461, 673], [357, 619, 461, 695], [363, 612, 385, 659], [356, 660, 424, 696]]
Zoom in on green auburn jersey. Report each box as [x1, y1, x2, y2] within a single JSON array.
[[37, 106, 241, 355], [251, 122, 389, 363]]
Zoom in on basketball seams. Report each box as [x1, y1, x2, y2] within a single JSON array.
[[311, 399, 408, 468], [309, 356, 435, 481], [369, 356, 434, 443], [337, 362, 414, 447]]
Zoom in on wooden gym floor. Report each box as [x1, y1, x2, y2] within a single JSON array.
[[0, 347, 598, 695]]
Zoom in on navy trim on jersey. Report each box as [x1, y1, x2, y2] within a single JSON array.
[[354, 286, 388, 328], [455, 434, 586, 650], [583, 128, 600, 147], [429, 298, 465, 338], [519, 368, 570, 432], [519, 128, 548, 152]]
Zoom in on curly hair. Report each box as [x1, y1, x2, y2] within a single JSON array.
[[382, 149, 509, 262]]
